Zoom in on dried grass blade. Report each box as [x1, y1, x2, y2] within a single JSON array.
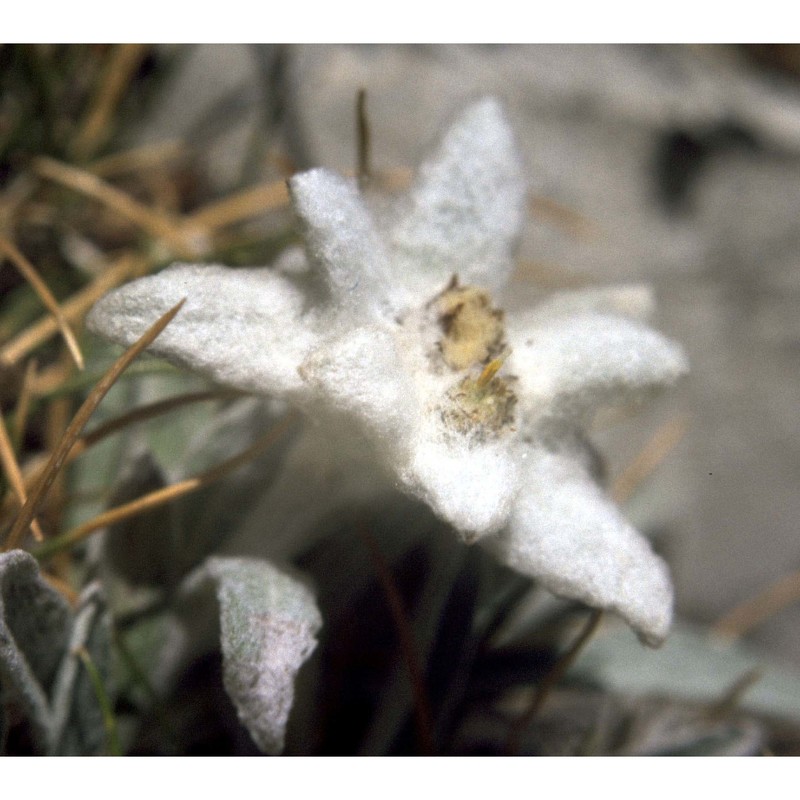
[[713, 569, 800, 640], [0, 411, 44, 540], [42, 380, 72, 534], [71, 44, 149, 162], [506, 609, 603, 755], [187, 180, 289, 231], [358, 524, 436, 755], [0, 253, 151, 367], [32, 411, 296, 561], [2, 300, 184, 552], [88, 140, 186, 179], [43, 571, 80, 606], [13, 359, 38, 451], [33, 157, 193, 257], [529, 193, 600, 239], [611, 415, 690, 504], [356, 88, 371, 185], [0, 235, 84, 370], [79, 388, 246, 450], [3, 389, 240, 522]]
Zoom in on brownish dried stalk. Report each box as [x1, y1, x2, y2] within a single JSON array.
[[506, 609, 603, 755], [611, 415, 690, 504], [356, 88, 371, 185], [187, 180, 290, 231], [0, 253, 150, 367], [0, 411, 44, 540], [511, 259, 591, 289], [528, 194, 600, 239], [713, 569, 800, 640], [358, 524, 436, 756], [0, 234, 84, 370], [42, 374, 72, 534], [707, 668, 763, 720], [2, 300, 184, 552], [42, 571, 80, 606], [13, 359, 37, 450], [33, 411, 297, 561], [1, 388, 242, 523], [33, 157, 197, 258], [80, 388, 247, 450], [70, 44, 150, 162], [88, 140, 187, 179]]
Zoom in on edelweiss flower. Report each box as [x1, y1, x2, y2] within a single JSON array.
[[88, 98, 687, 645]]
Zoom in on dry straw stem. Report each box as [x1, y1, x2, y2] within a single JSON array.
[[511, 259, 591, 289], [33, 157, 196, 258], [0, 253, 150, 368], [707, 668, 763, 720], [358, 524, 436, 756], [88, 140, 187, 179], [33, 411, 297, 562], [43, 380, 72, 534], [713, 569, 800, 640], [42, 571, 80, 606], [356, 88, 371, 185], [2, 300, 185, 552], [34, 157, 293, 260], [506, 609, 604, 755], [13, 359, 38, 451], [611, 415, 690, 504], [186, 180, 290, 232], [528, 194, 600, 240], [70, 44, 150, 162], [0, 388, 238, 524], [0, 411, 44, 540], [79, 388, 247, 451], [0, 234, 84, 370]]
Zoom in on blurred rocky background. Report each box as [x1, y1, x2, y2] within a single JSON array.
[[121, 43, 800, 666]]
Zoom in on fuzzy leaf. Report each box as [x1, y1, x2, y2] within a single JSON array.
[[0, 550, 71, 745], [200, 556, 322, 754], [0, 553, 112, 755]]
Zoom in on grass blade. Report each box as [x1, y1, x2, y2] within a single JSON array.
[[2, 300, 184, 552]]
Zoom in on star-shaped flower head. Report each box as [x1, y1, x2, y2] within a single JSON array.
[[88, 98, 687, 644]]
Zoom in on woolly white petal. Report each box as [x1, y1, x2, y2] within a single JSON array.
[[488, 447, 673, 644], [404, 436, 520, 540], [87, 263, 318, 397], [508, 311, 688, 432], [299, 326, 416, 448], [390, 98, 526, 295], [289, 169, 400, 315]]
